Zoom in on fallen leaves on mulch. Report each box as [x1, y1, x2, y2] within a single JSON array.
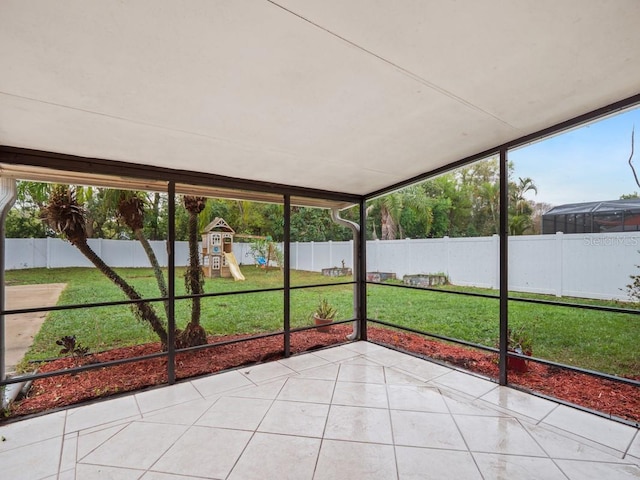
[[6, 325, 639, 425]]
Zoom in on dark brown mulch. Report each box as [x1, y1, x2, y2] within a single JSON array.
[[6, 325, 639, 424]]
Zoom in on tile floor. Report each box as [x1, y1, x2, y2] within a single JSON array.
[[1, 342, 638, 479]]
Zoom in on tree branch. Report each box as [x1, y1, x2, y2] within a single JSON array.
[[629, 127, 639, 189]]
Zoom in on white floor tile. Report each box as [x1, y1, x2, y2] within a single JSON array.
[[81, 421, 187, 470], [387, 384, 449, 413], [65, 395, 140, 432], [391, 410, 467, 450], [332, 381, 389, 408], [473, 452, 567, 480], [384, 367, 429, 386], [0, 436, 61, 480], [77, 423, 130, 461], [524, 423, 627, 462], [228, 432, 321, 480], [60, 432, 78, 473], [241, 360, 297, 383], [314, 440, 398, 480], [325, 404, 393, 444], [542, 405, 638, 453], [258, 399, 329, 437], [342, 341, 385, 354], [396, 446, 483, 479], [58, 469, 76, 480], [442, 391, 508, 417], [393, 356, 452, 381], [480, 385, 558, 421], [196, 396, 272, 430], [134, 382, 202, 413], [338, 356, 383, 367], [295, 363, 340, 381], [455, 415, 546, 456], [190, 370, 253, 398], [628, 432, 640, 458], [556, 459, 640, 480], [277, 377, 335, 403], [277, 352, 329, 372], [312, 346, 361, 363], [230, 377, 287, 400], [431, 370, 497, 398], [151, 426, 251, 479], [366, 347, 419, 367], [0, 410, 65, 452], [75, 463, 144, 479], [338, 364, 386, 383], [140, 397, 216, 425], [141, 472, 205, 480]]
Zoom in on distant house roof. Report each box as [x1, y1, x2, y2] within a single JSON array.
[[542, 198, 640, 234], [544, 199, 640, 216], [202, 217, 235, 234]]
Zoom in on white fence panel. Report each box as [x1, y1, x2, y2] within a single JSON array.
[[4, 233, 638, 301], [447, 236, 498, 289], [509, 235, 559, 296], [560, 233, 638, 301]]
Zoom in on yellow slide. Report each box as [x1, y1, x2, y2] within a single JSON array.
[[224, 252, 246, 281]]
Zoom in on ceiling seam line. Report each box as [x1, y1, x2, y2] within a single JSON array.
[[265, 0, 519, 131], [0, 91, 309, 159]]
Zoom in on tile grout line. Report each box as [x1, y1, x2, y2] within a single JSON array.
[[311, 359, 341, 480], [514, 416, 573, 480], [382, 360, 401, 480], [623, 428, 639, 460], [55, 410, 69, 480], [224, 373, 293, 479], [443, 387, 487, 480]]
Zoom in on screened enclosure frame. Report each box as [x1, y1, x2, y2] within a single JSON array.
[[1, 92, 640, 425]]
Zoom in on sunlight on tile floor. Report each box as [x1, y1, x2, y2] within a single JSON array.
[[1, 342, 638, 479]]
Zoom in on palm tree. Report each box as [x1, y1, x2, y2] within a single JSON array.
[[509, 177, 538, 235], [103, 190, 169, 319], [44, 186, 168, 346], [178, 195, 208, 347], [367, 186, 434, 240]]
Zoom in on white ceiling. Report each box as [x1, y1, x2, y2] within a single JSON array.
[[1, 0, 639, 196]]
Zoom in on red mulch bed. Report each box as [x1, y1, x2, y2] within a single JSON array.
[[6, 325, 639, 425]]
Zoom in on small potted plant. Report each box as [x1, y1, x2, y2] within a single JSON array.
[[506, 326, 533, 373], [313, 298, 337, 333]]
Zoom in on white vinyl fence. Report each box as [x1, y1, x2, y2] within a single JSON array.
[[5, 232, 639, 301]]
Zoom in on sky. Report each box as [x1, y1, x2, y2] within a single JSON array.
[[509, 105, 640, 207]]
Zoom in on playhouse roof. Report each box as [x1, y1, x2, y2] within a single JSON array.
[[2, 1, 640, 201], [202, 217, 235, 234]]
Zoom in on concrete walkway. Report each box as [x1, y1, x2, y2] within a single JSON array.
[[4, 283, 67, 372]]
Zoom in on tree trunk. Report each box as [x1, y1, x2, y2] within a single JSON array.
[[178, 209, 207, 347], [134, 227, 169, 319], [75, 239, 168, 347], [380, 207, 397, 240]]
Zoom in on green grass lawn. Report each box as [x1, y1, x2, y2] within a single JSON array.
[[5, 267, 639, 377]]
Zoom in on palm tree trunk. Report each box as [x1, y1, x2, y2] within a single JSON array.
[[134, 228, 169, 319], [75, 240, 168, 347], [187, 211, 202, 325]]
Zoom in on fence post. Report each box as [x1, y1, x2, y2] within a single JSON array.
[[349, 239, 354, 269], [444, 236, 450, 282], [310, 241, 315, 271], [404, 238, 411, 279], [46, 237, 51, 269], [555, 232, 563, 297], [328, 240, 333, 268], [493, 234, 500, 290]]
